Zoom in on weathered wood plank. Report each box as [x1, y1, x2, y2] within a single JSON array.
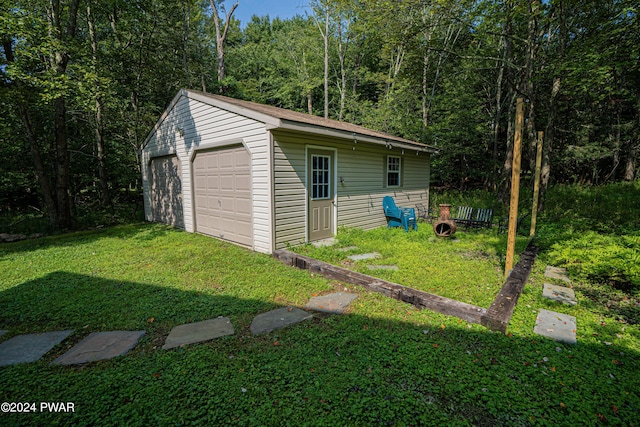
[[273, 250, 488, 324], [481, 243, 539, 333]]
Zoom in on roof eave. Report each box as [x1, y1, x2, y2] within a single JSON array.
[[276, 120, 438, 154]]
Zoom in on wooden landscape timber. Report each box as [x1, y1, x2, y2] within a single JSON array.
[[481, 243, 539, 333], [273, 243, 538, 333]]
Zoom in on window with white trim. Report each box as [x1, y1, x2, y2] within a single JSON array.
[[386, 156, 401, 187]]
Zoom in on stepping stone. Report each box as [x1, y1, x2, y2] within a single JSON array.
[[52, 331, 145, 365], [163, 317, 234, 350], [0, 330, 7, 338], [367, 264, 399, 271], [337, 246, 358, 252], [305, 292, 358, 314], [542, 283, 577, 305], [0, 330, 73, 366], [250, 307, 313, 335], [312, 238, 336, 247], [533, 309, 576, 344], [545, 266, 571, 283], [348, 252, 381, 261]]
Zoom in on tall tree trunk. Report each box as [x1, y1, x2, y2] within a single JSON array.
[[182, 0, 191, 88], [87, 2, 110, 206], [53, 97, 71, 228], [47, 0, 80, 229], [209, 0, 238, 86], [605, 105, 622, 182], [492, 32, 507, 188], [323, 8, 329, 118], [3, 38, 58, 224], [421, 47, 431, 127], [624, 144, 636, 181], [312, 2, 330, 118], [337, 17, 347, 121], [540, 77, 560, 210], [426, 24, 460, 124], [524, 0, 540, 176], [624, 105, 638, 181], [385, 44, 405, 99], [20, 104, 58, 226], [501, 1, 515, 198]]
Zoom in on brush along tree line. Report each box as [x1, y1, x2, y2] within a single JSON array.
[[1, 0, 638, 229]]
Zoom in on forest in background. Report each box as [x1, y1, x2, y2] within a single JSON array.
[[1, 0, 638, 230]]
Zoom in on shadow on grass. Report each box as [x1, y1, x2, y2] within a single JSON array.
[[1, 270, 639, 425], [0, 271, 280, 341], [0, 223, 177, 259]]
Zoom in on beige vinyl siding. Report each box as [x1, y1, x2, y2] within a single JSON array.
[[273, 133, 307, 247], [142, 92, 273, 253], [272, 130, 430, 249]]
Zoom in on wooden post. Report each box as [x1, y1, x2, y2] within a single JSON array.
[[505, 97, 524, 277], [530, 131, 543, 236]]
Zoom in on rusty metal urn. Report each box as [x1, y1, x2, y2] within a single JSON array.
[[433, 204, 457, 237]]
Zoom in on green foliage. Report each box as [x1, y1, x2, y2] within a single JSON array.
[[546, 231, 640, 289], [537, 181, 640, 294], [2, 0, 639, 230], [0, 224, 639, 425], [539, 181, 640, 235]]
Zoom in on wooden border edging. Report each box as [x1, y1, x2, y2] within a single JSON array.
[[274, 243, 538, 333], [481, 243, 539, 333], [273, 250, 487, 325]]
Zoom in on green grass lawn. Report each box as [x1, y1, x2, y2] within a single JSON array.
[[1, 222, 639, 426], [293, 225, 530, 308]]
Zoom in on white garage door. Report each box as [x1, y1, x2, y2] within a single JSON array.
[[192, 145, 252, 246], [150, 155, 184, 228]]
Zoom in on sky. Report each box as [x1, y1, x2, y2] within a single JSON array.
[[227, 0, 310, 27]]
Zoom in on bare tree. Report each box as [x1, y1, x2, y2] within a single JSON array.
[[311, 1, 330, 118], [209, 0, 238, 86]]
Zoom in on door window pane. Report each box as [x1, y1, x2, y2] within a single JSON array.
[[311, 155, 331, 200]]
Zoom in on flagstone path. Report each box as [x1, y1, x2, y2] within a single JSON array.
[[52, 331, 146, 365], [0, 257, 584, 365], [0, 330, 73, 367], [347, 252, 381, 261], [0, 292, 358, 366], [163, 317, 234, 350], [534, 309, 577, 345], [533, 266, 577, 344], [305, 292, 358, 314], [367, 264, 399, 271]]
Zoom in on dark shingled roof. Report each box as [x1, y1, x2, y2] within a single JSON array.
[[189, 90, 436, 152]]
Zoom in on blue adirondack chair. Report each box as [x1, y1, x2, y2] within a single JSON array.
[[382, 196, 417, 232]]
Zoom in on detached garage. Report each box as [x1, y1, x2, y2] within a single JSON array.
[[141, 89, 437, 254]]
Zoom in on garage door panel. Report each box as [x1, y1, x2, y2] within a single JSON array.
[[193, 146, 252, 247], [207, 196, 219, 209], [206, 155, 218, 169], [219, 197, 236, 214], [207, 176, 219, 190], [220, 175, 234, 191], [235, 174, 251, 189], [234, 150, 250, 166]]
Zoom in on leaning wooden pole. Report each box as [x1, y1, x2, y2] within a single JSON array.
[[530, 131, 544, 236], [505, 97, 525, 277]]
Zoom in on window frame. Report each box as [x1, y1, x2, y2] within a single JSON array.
[[386, 155, 402, 188]]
